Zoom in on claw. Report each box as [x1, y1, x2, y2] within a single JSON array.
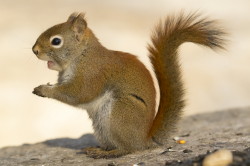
[[32, 85, 49, 97], [33, 88, 45, 97]]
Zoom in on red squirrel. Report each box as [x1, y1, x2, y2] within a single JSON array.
[[32, 12, 226, 158]]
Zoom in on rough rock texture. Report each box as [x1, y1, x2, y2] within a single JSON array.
[[0, 108, 249, 166]]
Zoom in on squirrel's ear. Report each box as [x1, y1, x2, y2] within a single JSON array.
[[67, 12, 79, 23], [68, 12, 87, 42]]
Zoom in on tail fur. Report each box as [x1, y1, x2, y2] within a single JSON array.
[[148, 12, 227, 144]]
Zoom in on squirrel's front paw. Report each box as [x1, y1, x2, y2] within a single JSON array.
[[33, 85, 52, 97]]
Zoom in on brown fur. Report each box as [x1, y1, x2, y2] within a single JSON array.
[[148, 12, 227, 144], [32, 12, 227, 158]]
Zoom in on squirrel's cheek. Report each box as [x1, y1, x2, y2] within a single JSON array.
[[35, 53, 50, 61]]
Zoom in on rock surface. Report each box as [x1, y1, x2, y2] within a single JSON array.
[[0, 108, 249, 166]]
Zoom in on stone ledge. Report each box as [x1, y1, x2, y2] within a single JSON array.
[[0, 108, 249, 166]]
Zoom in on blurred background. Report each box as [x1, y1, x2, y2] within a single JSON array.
[[0, 0, 249, 148]]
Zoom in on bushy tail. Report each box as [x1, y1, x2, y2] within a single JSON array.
[[148, 12, 227, 144]]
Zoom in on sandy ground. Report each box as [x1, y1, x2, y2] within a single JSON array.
[[0, 0, 250, 148]]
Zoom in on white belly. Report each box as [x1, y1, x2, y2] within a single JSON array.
[[78, 91, 115, 149]]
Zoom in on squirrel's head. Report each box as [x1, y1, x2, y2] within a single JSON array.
[[32, 12, 88, 71]]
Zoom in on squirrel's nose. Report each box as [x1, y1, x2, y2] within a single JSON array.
[[32, 45, 39, 55]]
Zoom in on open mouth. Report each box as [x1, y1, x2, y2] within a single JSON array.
[[47, 60, 55, 69]]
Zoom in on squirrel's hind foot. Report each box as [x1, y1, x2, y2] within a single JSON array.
[[81, 147, 129, 159]]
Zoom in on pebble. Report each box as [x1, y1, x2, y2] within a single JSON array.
[[133, 162, 145, 166], [173, 137, 180, 141], [183, 149, 193, 153], [203, 149, 233, 166]]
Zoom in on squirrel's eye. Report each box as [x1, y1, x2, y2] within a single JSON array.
[[50, 35, 64, 48], [51, 38, 61, 45]]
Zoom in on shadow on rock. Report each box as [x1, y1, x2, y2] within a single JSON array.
[[43, 134, 99, 149]]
